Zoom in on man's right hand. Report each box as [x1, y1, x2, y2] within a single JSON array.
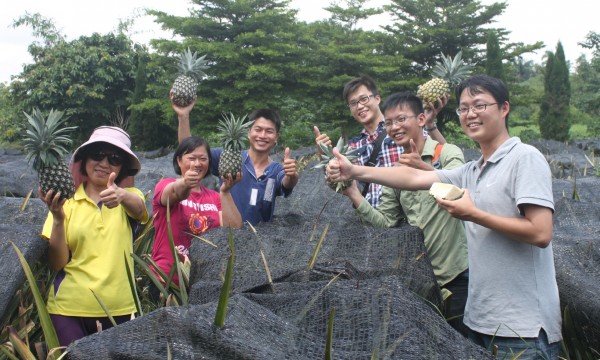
[[314, 126, 331, 156], [170, 90, 197, 118]]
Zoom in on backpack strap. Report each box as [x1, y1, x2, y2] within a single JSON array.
[[432, 143, 444, 163]]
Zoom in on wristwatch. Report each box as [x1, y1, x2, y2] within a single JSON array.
[[425, 124, 437, 132]]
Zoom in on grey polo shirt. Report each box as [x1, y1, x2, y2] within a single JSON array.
[[435, 137, 562, 343]]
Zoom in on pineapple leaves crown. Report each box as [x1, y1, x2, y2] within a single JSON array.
[[314, 137, 359, 169], [177, 47, 210, 81], [22, 108, 76, 171], [431, 50, 474, 86], [217, 112, 251, 151]]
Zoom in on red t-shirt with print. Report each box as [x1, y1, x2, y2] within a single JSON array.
[[151, 178, 221, 286]]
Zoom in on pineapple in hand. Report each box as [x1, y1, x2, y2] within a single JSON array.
[[171, 48, 210, 107], [218, 112, 251, 180], [314, 137, 359, 192], [23, 108, 76, 201], [417, 50, 473, 106]]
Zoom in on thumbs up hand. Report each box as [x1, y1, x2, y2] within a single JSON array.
[[283, 147, 298, 178], [326, 147, 353, 182], [314, 126, 331, 157], [100, 172, 122, 208], [397, 139, 431, 170]]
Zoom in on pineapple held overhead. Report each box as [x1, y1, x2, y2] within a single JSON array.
[[314, 137, 359, 192], [218, 112, 251, 180], [417, 50, 473, 105], [171, 48, 210, 107], [23, 108, 76, 201]]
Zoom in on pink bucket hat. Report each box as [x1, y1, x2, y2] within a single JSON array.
[[69, 126, 141, 189]]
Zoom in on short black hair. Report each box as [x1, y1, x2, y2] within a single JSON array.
[[455, 75, 510, 128], [248, 108, 281, 133], [342, 75, 379, 103], [173, 136, 212, 176], [381, 92, 424, 118]]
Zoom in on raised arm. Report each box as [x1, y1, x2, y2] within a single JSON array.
[[423, 95, 448, 145], [328, 147, 440, 190], [171, 91, 197, 143]]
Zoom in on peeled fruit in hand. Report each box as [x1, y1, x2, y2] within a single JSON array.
[[429, 182, 464, 200]]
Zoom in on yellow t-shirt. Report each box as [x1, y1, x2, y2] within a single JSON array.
[[42, 184, 148, 317]]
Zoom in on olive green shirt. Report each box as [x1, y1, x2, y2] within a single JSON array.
[[355, 137, 469, 287]]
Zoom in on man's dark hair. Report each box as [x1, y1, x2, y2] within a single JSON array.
[[381, 92, 424, 118], [342, 75, 379, 103], [249, 108, 281, 133], [173, 136, 212, 177], [455, 75, 510, 128]]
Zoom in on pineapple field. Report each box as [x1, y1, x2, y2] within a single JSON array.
[[0, 140, 599, 359]]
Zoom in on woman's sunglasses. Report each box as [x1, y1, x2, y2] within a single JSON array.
[[89, 151, 124, 166]]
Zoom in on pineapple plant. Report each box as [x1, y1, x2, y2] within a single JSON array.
[[313, 137, 359, 192], [171, 48, 210, 107], [23, 108, 76, 201], [417, 50, 473, 105], [217, 112, 251, 180]]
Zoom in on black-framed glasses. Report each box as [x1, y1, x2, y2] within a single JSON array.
[[455, 103, 500, 116], [348, 94, 376, 108], [384, 115, 418, 127], [89, 151, 124, 166]]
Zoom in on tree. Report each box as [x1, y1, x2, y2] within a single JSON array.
[[485, 30, 504, 80], [325, 0, 383, 29], [10, 13, 138, 141], [539, 42, 571, 141]]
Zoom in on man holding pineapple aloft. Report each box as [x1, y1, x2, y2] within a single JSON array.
[[314, 75, 448, 208], [174, 95, 299, 225]]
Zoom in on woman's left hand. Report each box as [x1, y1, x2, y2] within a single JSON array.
[[220, 172, 242, 193]]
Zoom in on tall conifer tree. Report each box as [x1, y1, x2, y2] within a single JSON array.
[[539, 42, 571, 141]]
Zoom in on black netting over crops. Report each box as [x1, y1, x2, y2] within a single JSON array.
[[0, 198, 48, 321], [54, 156, 599, 359], [552, 177, 600, 351], [66, 163, 492, 359]]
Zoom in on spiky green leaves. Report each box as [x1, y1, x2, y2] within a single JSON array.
[[177, 48, 209, 80], [23, 108, 76, 172], [417, 50, 474, 103], [431, 50, 474, 87], [218, 112, 250, 152], [172, 48, 210, 107], [314, 137, 359, 192]]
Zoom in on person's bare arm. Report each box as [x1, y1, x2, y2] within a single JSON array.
[[219, 173, 242, 228], [436, 190, 553, 247], [160, 170, 201, 207], [171, 91, 197, 143], [40, 189, 70, 271], [99, 172, 147, 221], [328, 147, 440, 190], [424, 95, 448, 145]]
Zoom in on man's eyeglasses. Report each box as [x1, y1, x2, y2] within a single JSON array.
[[89, 151, 124, 166], [384, 115, 417, 128], [348, 94, 376, 108], [455, 103, 500, 116]]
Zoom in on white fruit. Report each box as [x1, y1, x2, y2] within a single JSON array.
[[429, 182, 464, 200]]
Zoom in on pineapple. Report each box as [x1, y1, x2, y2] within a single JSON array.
[[217, 112, 250, 180], [23, 108, 76, 201], [313, 137, 359, 192], [171, 48, 210, 107], [417, 50, 473, 104]]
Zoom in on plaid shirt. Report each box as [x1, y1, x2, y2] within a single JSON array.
[[348, 121, 404, 208]]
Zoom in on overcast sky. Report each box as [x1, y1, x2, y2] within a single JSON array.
[[0, 0, 596, 84]]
